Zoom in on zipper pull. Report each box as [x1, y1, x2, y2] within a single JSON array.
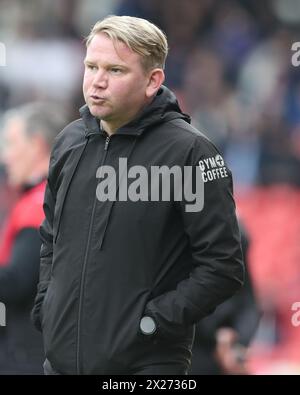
[[104, 136, 110, 151]]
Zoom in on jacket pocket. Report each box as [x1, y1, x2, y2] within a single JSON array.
[[144, 300, 194, 344]]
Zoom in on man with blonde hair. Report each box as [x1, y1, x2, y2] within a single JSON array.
[[32, 15, 244, 375]]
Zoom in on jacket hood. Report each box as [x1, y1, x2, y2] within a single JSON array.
[[79, 85, 191, 137]]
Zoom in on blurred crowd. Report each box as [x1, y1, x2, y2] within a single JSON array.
[[0, 0, 300, 374], [1, 0, 300, 187]]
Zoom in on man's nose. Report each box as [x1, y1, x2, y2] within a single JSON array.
[[92, 70, 108, 89]]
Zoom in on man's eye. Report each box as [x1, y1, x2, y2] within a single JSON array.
[[87, 65, 96, 71], [110, 68, 122, 74]]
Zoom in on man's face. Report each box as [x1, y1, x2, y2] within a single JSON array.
[[83, 33, 152, 132], [1, 118, 37, 187]]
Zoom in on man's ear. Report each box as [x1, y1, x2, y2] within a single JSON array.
[[145, 68, 165, 98]]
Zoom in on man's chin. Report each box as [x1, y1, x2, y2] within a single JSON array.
[[88, 105, 107, 119]]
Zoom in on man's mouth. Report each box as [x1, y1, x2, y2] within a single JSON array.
[[90, 95, 106, 102]]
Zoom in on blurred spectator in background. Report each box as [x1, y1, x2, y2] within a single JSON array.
[[190, 222, 260, 374], [0, 163, 14, 230], [0, 102, 67, 374]]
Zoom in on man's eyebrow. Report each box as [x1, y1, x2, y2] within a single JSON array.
[[107, 64, 128, 69], [83, 59, 95, 65], [83, 59, 127, 67]]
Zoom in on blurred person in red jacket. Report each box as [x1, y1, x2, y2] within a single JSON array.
[[0, 103, 66, 374]]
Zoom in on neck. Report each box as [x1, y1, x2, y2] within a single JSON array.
[[100, 120, 116, 136], [99, 98, 154, 135]]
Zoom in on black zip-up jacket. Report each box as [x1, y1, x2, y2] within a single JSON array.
[[32, 86, 244, 374]]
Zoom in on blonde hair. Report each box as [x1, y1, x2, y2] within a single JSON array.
[[85, 15, 168, 71]]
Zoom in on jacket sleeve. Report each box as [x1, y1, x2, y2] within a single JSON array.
[[31, 179, 55, 332], [145, 135, 245, 338]]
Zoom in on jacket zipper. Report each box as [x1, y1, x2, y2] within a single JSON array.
[[76, 135, 110, 374]]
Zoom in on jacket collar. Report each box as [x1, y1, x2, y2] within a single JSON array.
[[79, 85, 191, 138]]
